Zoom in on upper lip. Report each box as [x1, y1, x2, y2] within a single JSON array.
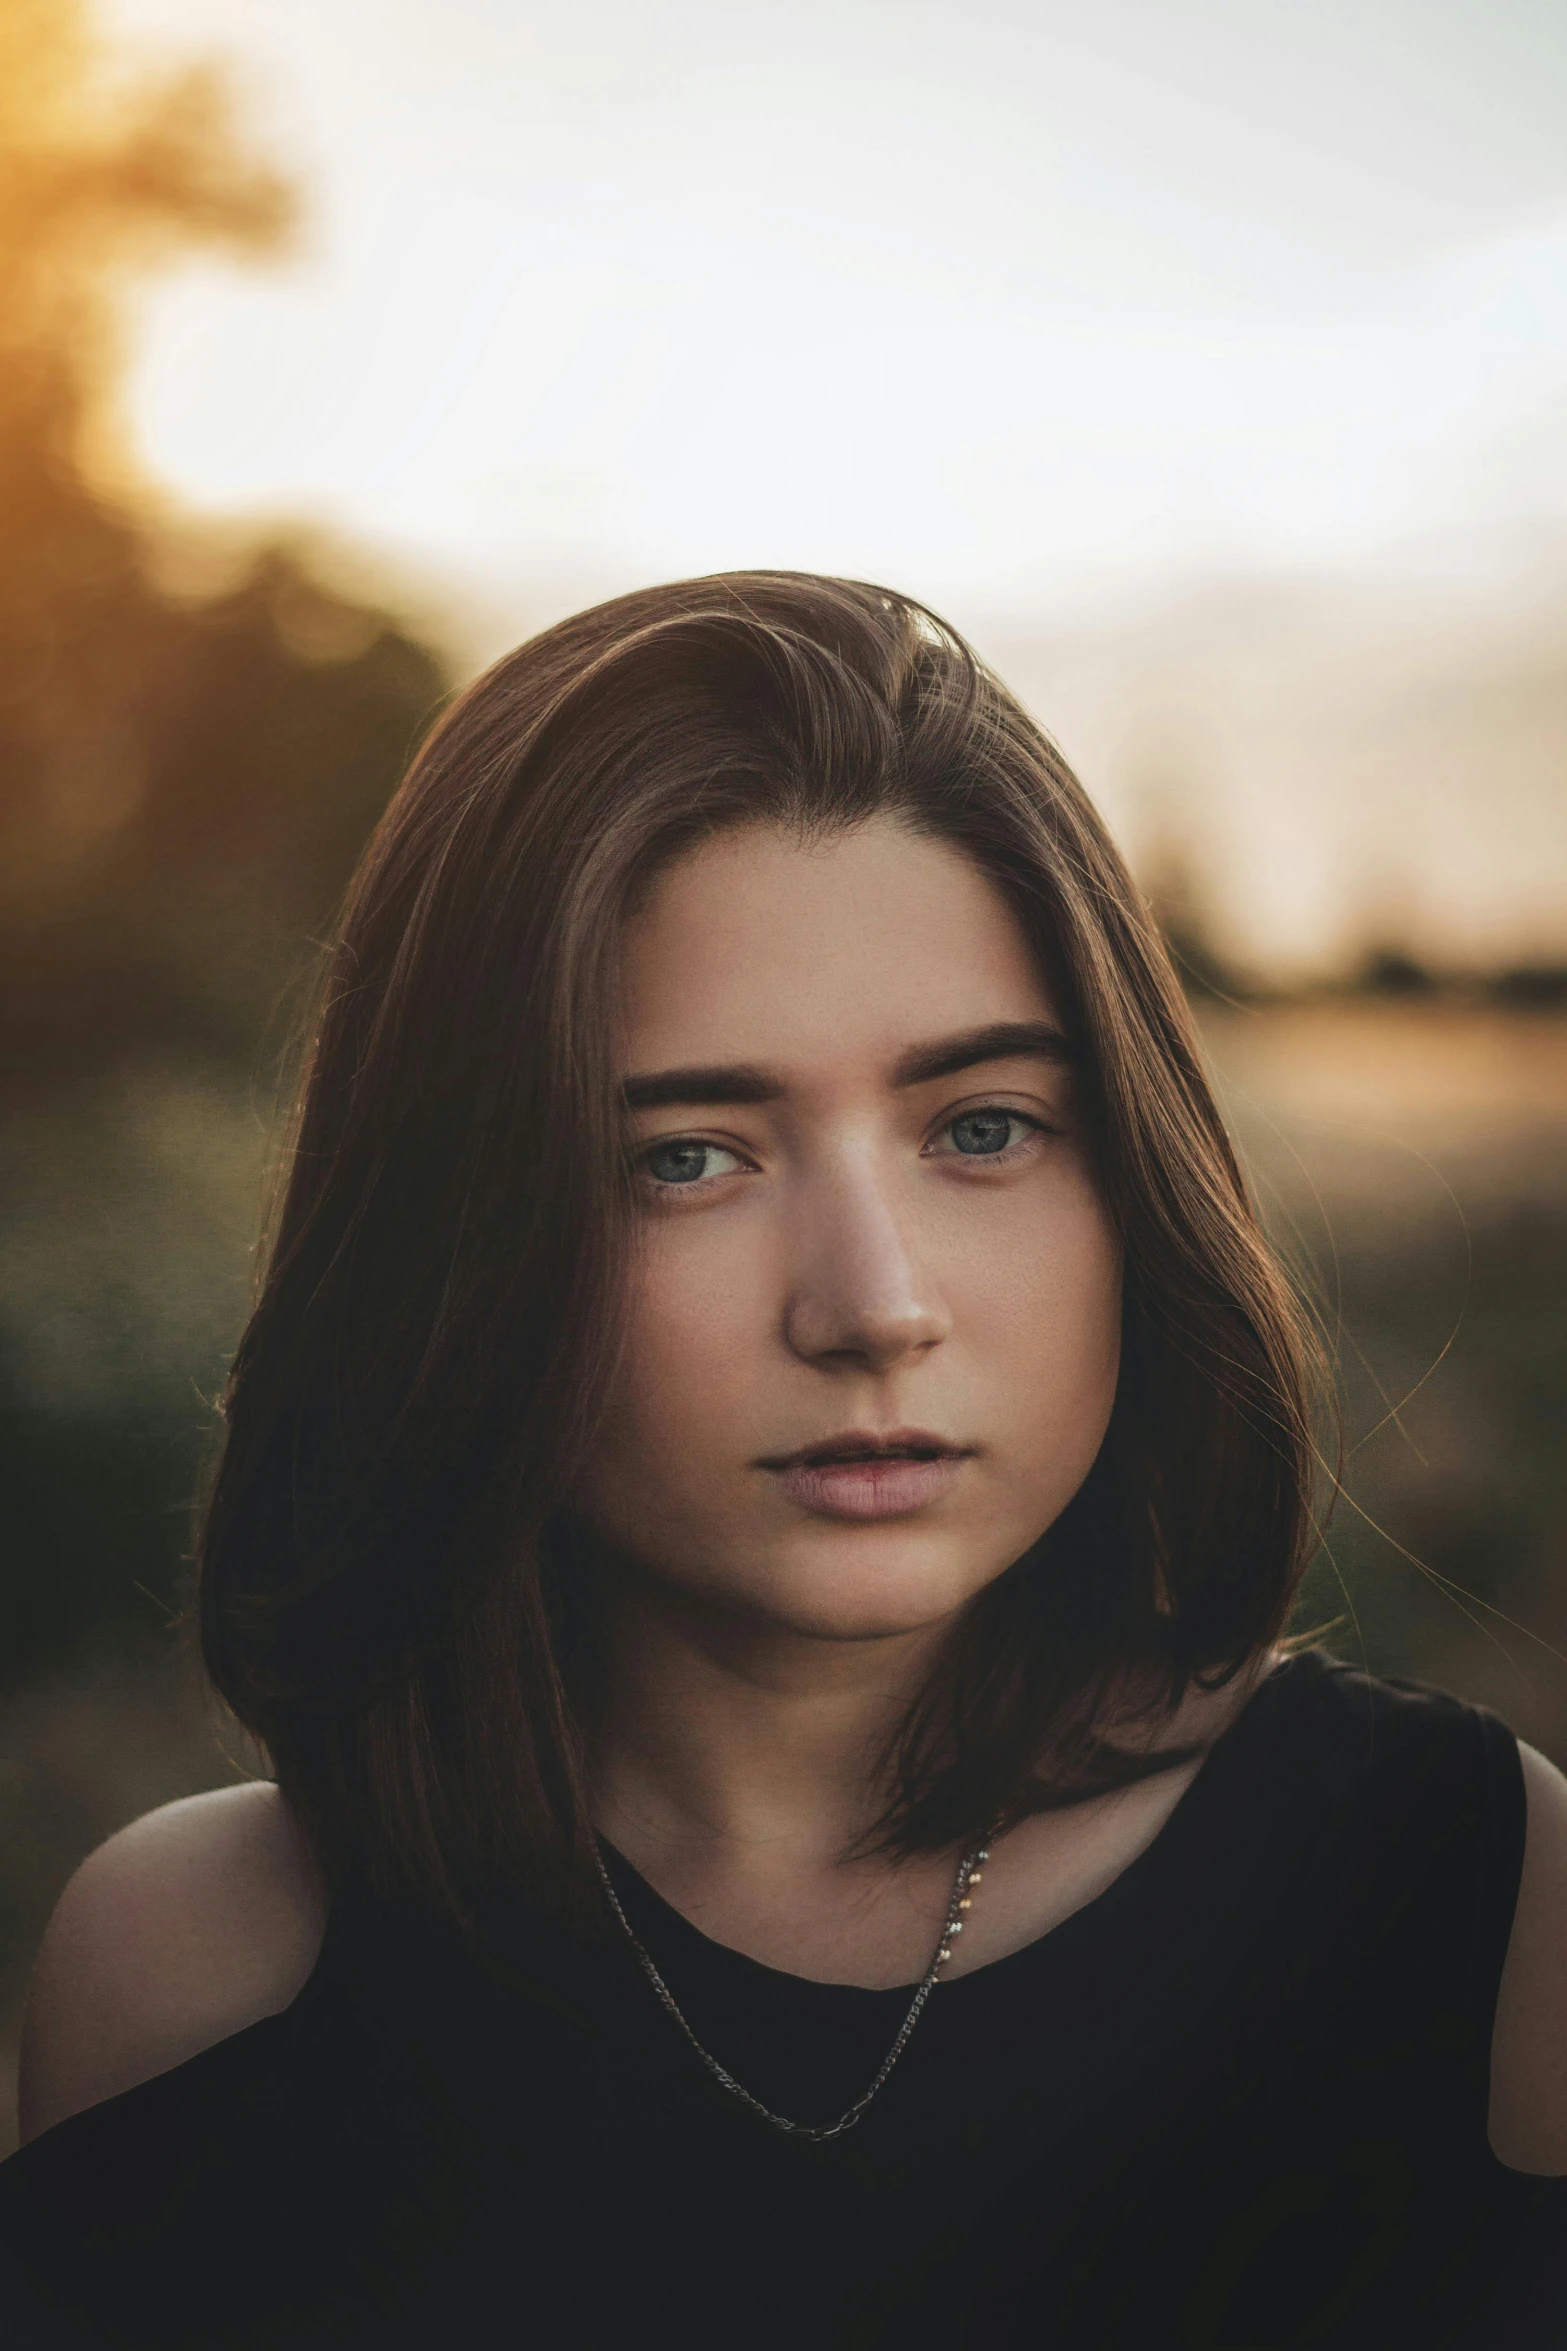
[[756, 1428, 975, 1469]]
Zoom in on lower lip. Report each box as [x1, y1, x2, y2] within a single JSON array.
[[773, 1454, 968, 1521]]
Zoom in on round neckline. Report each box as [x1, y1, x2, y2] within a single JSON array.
[[601, 1648, 1314, 2005]]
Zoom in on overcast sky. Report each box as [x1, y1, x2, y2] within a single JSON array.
[[96, 0, 1567, 972], [104, 0, 1567, 619]]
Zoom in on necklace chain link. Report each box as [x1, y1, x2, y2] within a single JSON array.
[[594, 1833, 993, 2144]]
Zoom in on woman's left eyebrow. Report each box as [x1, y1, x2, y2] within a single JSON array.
[[892, 1020, 1073, 1087]]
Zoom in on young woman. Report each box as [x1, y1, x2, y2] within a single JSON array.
[[4, 573, 1564, 2348]]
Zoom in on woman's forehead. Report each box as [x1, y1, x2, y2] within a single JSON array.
[[615, 817, 1060, 1076]]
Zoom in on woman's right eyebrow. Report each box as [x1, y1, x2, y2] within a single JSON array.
[[621, 1064, 782, 1110]]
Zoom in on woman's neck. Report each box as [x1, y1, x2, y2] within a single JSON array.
[[590, 1569, 951, 1868], [582, 1562, 1272, 1992]]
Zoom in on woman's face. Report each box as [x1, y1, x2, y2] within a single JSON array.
[[572, 815, 1123, 1643]]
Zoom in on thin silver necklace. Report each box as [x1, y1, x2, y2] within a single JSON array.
[[593, 1831, 993, 2143]]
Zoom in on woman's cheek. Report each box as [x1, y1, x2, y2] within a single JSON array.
[[957, 1163, 1119, 1334], [991, 1196, 1122, 1470], [619, 1227, 764, 1461]]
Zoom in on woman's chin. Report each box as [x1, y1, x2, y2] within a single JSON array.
[[693, 1545, 997, 1646]]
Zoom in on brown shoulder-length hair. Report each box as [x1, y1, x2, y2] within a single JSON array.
[[198, 570, 1320, 1926]]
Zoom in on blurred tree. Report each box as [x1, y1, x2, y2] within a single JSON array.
[[1139, 835, 1250, 1003], [1493, 963, 1567, 1007], [1357, 947, 1437, 997], [0, 0, 449, 1081], [0, 1, 452, 1691]]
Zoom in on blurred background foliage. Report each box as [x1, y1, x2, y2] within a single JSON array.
[[0, 0, 1563, 2157], [0, 0, 449, 2137]]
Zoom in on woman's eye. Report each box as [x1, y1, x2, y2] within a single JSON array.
[[643, 1139, 746, 1187], [938, 1108, 1037, 1158]]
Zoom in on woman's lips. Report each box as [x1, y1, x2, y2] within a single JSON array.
[[765, 1441, 971, 1521]]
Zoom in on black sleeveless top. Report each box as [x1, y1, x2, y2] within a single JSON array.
[[4, 1653, 1565, 2348]]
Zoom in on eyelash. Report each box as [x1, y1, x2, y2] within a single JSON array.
[[637, 1104, 1052, 1192]]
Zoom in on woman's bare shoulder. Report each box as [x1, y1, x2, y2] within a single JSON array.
[[1490, 1740, 1567, 2175], [17, 1781, 327, 2146]]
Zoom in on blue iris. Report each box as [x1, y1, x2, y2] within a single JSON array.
[[647, 1141, 712, 1184], [949, 1109, 1016, 1156]]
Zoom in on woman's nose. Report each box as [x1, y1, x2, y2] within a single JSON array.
[[781, 1159, 952, 1373]]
